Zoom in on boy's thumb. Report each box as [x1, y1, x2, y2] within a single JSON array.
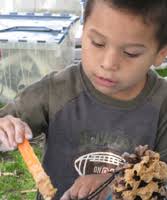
[[60, 189, 71, 200], [25, 126, 33, 140]]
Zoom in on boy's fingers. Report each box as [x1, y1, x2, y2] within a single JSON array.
[[2, 121, 16, 148], [98, 186, 112, 200], [0, 142, 14, 152], [14, 121, 26, 144], [0, 129, 10, 148], [24, 123, 33, 140], [77, 185, 90, 199], [61, 183, 82, 200], [0, 115, 32, 150], [70, 182, 83, 200], [7, 116, 25, 144], [7, 116, 32, 142], [0, 129, 16, 151], [60, 189, 71, 200]]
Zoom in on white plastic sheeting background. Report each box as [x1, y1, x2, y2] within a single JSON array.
[[0, 1, 81, 102], [43, 0, 81, 14], [0, 0, 81, 14]]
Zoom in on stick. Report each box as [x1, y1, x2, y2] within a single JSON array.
[[21, 189, 37, 194], [0, 171, 17, 177], [18, 139, 57, 200]]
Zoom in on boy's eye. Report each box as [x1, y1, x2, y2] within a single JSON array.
[[124, 51, 140, 58], [91, 40, 105, 48]]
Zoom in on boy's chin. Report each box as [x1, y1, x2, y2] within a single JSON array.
[[95, 86, 117, 98]]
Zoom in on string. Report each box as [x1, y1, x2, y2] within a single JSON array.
[[78, 171, 119, 200]]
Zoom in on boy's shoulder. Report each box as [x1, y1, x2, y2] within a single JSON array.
[[47, 63, 82, 85], [46, 63, 84, 109], [149, 69, 167, 106], [148, 69, 167, 90], [155, 71, 167, 91]]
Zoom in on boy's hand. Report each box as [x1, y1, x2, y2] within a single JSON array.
[[0, 115, 32, 152], [60, 174, 112, 200]]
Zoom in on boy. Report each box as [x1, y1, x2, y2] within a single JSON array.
[[0, 0, 167, 199]]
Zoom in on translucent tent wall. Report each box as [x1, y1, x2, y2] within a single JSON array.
[[0, 1, 81, 103], [0, 0, 81, 14]]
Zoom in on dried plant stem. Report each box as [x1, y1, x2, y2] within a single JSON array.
[[18, 139, 57, 200]]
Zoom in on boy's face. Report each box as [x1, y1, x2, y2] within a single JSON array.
[[81, 1, 167, 100]]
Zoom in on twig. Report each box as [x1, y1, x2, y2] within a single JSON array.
[[21, 189, 37, 194], [18, 139, 57, 200], [0, 170, 17, 177]]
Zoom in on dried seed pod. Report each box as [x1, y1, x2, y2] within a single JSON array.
[[110, 145, 167, 200], [122, 152, 139, 164], [135, 145, 149, 157]]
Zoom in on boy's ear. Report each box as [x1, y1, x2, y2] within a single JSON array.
[[154, 45, 167, 67]]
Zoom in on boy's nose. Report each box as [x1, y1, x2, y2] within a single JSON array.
[[101, 49, 120, 71]]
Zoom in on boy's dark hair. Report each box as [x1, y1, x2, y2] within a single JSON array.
[[84, 0, 167, 50]]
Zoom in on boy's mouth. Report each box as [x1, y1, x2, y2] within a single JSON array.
[[95, 75, 118, 87]]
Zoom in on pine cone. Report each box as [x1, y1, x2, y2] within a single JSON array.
[[110, 145, 167, 200]]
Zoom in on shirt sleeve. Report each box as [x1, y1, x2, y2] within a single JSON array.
[[0, 74, 50, 136], [155, 96, 167, 163]]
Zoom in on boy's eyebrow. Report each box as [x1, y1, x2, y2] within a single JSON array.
[[89, 29, 146, 49], [89, 29, 106, 38], [124, 43, 146, 49]]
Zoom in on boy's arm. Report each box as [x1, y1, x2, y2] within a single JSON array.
[[0, 75, 50, 137], [155, 96, 167, 163]]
